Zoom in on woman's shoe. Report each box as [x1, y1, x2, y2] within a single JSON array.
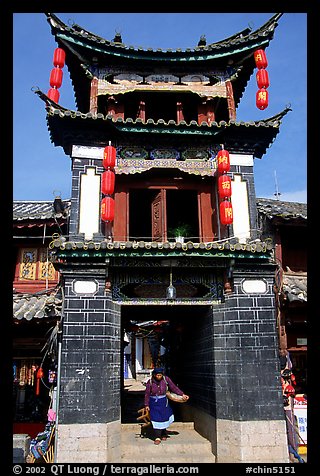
[[154, 438, 161, 445], [161, 436, 167, 441]]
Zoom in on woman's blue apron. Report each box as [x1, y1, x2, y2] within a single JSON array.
[[149, 395, 174, 429]]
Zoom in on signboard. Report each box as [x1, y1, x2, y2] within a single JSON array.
[[294, 395, 307, 445]]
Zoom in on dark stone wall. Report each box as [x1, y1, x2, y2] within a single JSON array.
[[177, 266, 284, 422], [58, 269, 121, 424]]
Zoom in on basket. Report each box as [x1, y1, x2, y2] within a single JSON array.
[[166, 391, 188, 403]]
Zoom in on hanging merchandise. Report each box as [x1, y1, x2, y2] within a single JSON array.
[[218, 174, 232, 198], [256, 88, 269, 110], [284, 384, 296, 398], [103, 145, 117, 169], [101, 196, 115, 222], [254, 49, 268, 69], [256, 69, 270, 89], [216, 149, 230, 174], [48, 370, 57, 384], [101, 170, 115, 196], [219, 200, 233, 225]]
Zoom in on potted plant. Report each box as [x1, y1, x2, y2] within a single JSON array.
[[168, 223, 192, 243]]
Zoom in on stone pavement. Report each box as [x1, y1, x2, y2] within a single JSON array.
[[120, 422, 216, 463], [121, 379, 216, 463]]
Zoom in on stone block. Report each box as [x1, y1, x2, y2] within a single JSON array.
[[13, 434, 30, 463]]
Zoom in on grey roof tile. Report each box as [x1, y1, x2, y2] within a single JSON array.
[[13, 200, 71, 221], [13, 290, 62, 320], [256, 198, 307, 220]]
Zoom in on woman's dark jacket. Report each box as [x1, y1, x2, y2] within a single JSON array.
[[144, 375, 183, 406]]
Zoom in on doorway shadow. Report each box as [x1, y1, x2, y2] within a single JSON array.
[[121, 382, 145, 423]]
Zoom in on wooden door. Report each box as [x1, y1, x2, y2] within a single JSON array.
[[151, 189, 167, 241]]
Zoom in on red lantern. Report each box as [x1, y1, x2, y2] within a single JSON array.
[[101, 170, 115, 195], [53, 48, 66, 68], [35, 367, 44, 396], [49, 67, 63, 88], [254, 49, 268, 69], [256, 88, 269, 110], [218, 175, 232, 199], [101, 196, 115, 222], [103, 145, 116, 169], [256, 69, 270, 89], [47, 88, 60, 103], [220, 200, 233, 225], [217, 149, 230, 174]]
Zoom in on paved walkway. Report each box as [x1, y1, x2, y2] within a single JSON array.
[[121, 422, 216, 463], [121, 379, 216, 463]]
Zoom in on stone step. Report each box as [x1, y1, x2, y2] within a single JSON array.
[[120, 422, 216, 463]]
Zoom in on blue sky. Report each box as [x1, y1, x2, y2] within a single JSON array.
[[13, 12, 307, 203]]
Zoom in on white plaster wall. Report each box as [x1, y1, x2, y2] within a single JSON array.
[[231, 174, 251, 243], [78, 167, 101, 240], [135, 338, 143, 371], [230, 153, 254, 166]]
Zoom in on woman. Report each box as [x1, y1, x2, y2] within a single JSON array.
[[144, 368, 189, 445]]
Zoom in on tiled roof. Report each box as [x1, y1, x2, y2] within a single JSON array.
[[256, 198, 307, 221], [13, 200, 71, 221], [45, 13, 282, 112], [46, 13, 282, 59], [13, 289, 63, 320], [50, 237, 273, 257], [34, 89, 291, 158], [282, 271, 307, 303], [42, 98, 289, 129]]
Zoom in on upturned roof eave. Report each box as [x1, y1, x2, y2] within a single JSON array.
[[45, 12, 282, 114], [45, 12, 281, 62], [34, 90, 289, 158]]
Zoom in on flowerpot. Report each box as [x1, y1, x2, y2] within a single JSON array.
[[175, 236, 184, 243]]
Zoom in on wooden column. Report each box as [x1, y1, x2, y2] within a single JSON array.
[[177, 101, 184, 123], [137, 100, 146, 122], [206, 99, 215, 125], [198, 190, 214, 242], [225, 80, 236, 121], [198, 99, 215, 125], [89, 77, 98, 114], [198, 101, 207, 125], [107, 96, 124, 120], [113, 189, 128, 241]]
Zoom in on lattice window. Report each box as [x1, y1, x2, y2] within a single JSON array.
[[19, 248, 57, 281], [19, 249, 37, 280]]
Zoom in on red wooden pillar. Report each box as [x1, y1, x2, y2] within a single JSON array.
[[177, 101, 184, 123], [225, 80, 236, 121], [137, 100, 146, 122], [198, 190, 215, 242], [89, 77, 98, 114], [198, 99, 215, 125], [113, 189, 128, 241], [198, 101, 207, 125], [206, 99, 215, 124], [107, 96, 124, 119]]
